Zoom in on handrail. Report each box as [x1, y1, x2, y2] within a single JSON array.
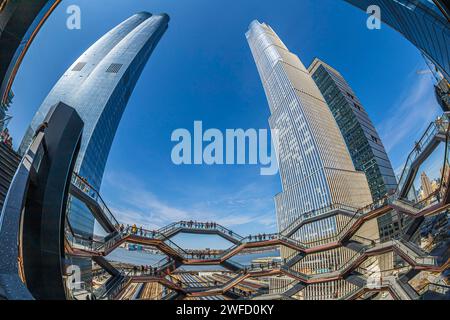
[[279, 203, 357, 236], [392, 239, 439, 266]]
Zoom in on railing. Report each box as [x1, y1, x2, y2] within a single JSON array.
[[418, 283, 450, 297], [0, 115, 12, 129], [280, 203, 358, 236], [280, 241, 368, 279], [275, 196, 393, 250], [71, 173, 120, 230], [95, 232, 123, 252], [337, 284, 366, 300], [392, 239, 438, 266], [153, 256, 175, 271], [352, 234, 376, 246], [245, 261, 282, 273], [242, 233, 279, 244], [224, 259, 245, 270]]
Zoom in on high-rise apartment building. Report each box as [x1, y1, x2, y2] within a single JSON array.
[[309, 58, 397, 201], [19, 12, 170, 236]]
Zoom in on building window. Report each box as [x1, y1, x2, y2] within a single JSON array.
[[354, 103, 361, 111], [72, 62, 87, 71], [106, 63, 123, 73], [371, 135, 379, 143]]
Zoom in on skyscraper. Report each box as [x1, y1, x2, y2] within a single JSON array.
[[246, 20, 373, 236], [0, 138, 20, 212], [344, 0, 449, 82], [309, 58, 397, 201], [19, 12, 170, 236]]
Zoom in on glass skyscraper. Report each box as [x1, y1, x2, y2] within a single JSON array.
[[309, 58, 397, 201], [344, 0, 449, 82], [246, 21, 373, 234], [19, 12, 169, 236]]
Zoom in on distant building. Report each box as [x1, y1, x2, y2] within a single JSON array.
[[309, 58, 397, 201], [344, 0, 450, 84]]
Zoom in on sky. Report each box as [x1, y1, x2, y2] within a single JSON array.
[[8, 0, 443, 245]]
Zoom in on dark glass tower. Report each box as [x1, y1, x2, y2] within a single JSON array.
[[309, 58, 397, 201], [344, 0, 449, 82], [19, 12, 169, 236]]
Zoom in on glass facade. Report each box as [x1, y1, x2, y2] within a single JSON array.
[[19, 12, 169, 236], [344, 0, 450, 81], [246, 21, 373, 234], [309, 59, 397, 201]]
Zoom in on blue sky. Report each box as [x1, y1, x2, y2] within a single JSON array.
[[8, 0, 442, 242]]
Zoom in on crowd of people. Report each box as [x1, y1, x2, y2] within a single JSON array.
[[247, 233, 277, 242], [118, 223, 157, 238]]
